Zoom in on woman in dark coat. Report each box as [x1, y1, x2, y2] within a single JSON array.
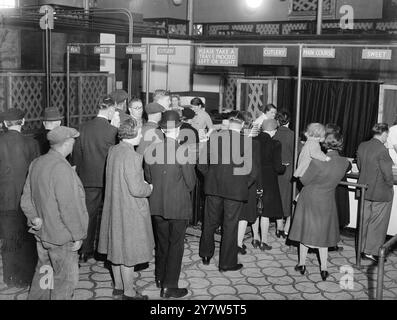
[[237, 111, 261, 254], [288, 132, 350, 281], [98, 117, 154, 300], [274, 110, 295, 238], [251, 119, 286, 251]]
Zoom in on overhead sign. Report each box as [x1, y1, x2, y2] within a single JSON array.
[[303, 48, 336, 59], [157, 47, 176, 55], [263, 47, 288, 58], [94, 46, 110, 54], [69, 46, 80, 54], [126, 46, 147, 55], [362, 49, 392, 60], [196, 47, 239, 67]]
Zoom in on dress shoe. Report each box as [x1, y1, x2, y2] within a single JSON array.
[[122, 293, 148, 300], [242, 244, 247, 250], [134, 262, 149, 272], [160, 288, 188, 299], [330, 246, 344, 252], [237, 246, 247, 255], [155, 279, 162, 288], [202, 257, 211, 265], [320, 270, 329, 281], [112, 288, 124, 296], [219, 263, 243, 272], [259, 242, 272, 251], [294, 264, 307, 275], [251, 239, 261, 248], [361, 253, 386, 263], [276, 230, 286, 239]]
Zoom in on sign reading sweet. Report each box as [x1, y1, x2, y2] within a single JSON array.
[[196, 47, 238, 66], [362, 49, 392, 60], [303, 48, 336, 59]]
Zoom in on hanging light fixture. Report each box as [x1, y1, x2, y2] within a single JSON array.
[[246, 0, 263, 9]]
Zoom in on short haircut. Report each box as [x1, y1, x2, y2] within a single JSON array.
[[323, 132, 344, 152], [372, 123, 389, 136], [4, 119, 23, 127], [259, 103, 277, 114], [240, 111, 253, 124], [305, 123, 326, 138], [128, 97, 142, 107], [325, 123, 341, 135], [171, 94, 180, 101], [276, 110, 291, 126], [190, 97, 204, 108], [153, 89, 170, 102], [99, 96, 115, 110], [118, 117, 139, 140]]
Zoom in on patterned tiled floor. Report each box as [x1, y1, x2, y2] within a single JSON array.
[[0, 225, 396, 300]]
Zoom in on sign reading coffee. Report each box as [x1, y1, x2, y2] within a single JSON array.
[[196, 47, 239, 67]]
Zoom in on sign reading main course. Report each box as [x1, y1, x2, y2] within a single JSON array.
[[196, 47, 239, 67]]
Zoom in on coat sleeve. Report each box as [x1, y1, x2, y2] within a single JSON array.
[[300, 160, 320, 186], [20, 162, 38, 226], [71, 136, 82, 168], [124, 155, 152, 198], [273, 140, 287, 174], [378, 149, 394, 188], [181, 163, 197, 192], [53, 163, 87, 241]]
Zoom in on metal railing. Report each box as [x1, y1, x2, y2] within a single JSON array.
[[338, 180, 368, 268], [376, 234, 397, 300]]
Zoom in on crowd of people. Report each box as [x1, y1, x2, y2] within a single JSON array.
[[0, 89, 394, 299]]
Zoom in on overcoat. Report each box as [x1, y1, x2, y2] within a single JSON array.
[[288, 151, 350, 247], [98, 142, 154, 266]]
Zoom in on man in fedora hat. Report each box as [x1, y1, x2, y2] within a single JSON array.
[[0, 108, 40, 288], [144, 110, 196, 299], [36, 107, 64, 155], [22, 126, 88, 299]]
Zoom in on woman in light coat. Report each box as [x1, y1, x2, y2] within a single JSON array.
[[98, 117, 154, 300]]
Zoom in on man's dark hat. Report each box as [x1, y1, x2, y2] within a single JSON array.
[[159, 110, 182, 129], [181, 106, 195, 120], [0, 108, 26, 121], [44, 107, 63, 121], [145, 102, 166, 115]]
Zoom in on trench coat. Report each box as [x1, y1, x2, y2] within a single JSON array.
[[98, 142, 154, 266], [288, 151, 350, 247]]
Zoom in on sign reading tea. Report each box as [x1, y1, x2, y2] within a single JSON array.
[[362, 49, 392, 60], [196, 47, 238, 66], [303, 48, 335, 59]]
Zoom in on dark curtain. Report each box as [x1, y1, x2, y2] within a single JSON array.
[[297, 80, 379, 158], [277, 79, 296, 129]]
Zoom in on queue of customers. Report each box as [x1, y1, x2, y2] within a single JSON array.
[[0, 89, 394, 299]]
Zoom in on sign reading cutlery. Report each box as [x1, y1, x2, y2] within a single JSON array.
[[126, 46, 147, 55], [303, 48, 335, 59], [196, 47, 238, 66], [263, 47, 288, 58], [362, 49, 392, 60], [94, 46, 110, 54], [157, 47, 176, 55], [69, 46, 80, 54]]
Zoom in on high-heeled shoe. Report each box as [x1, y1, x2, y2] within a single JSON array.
[[294, 264, 307, 275], [276, 230, 286, 239], [320, 270, 329, 281], [259, 242, 272, 251], [251, 239, 261, 248]]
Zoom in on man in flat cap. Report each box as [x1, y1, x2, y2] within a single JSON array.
[[21, 126, 88, 299], [72, 95, 118, 262], [110, 89, 130, 127], [35, 107, 63, 155], [0, 108, 40, 288], [144, 110, 196, 299], [136, 101, 166, 156]]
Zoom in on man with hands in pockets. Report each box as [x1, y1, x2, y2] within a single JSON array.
[[21, 126, 88, 300]]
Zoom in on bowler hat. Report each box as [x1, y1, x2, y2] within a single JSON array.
[[43, 107, 63, 121], [181, 106, 195, 120], [145, 102, 166, 115], [262, 119, 278, 131], [47, 126, 80, 145], [1, 108, 26, 121], [110, 89, 128, 104], [159, 110, 182, 129]]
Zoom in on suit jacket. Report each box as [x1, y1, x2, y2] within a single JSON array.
[[72, 117, 117, 188], [357, 138, 394, 202], [144, 138, 196, 220], [21, 150, 88, 245], [198, 129, 256, 202], [0, 130, 40, 213]]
